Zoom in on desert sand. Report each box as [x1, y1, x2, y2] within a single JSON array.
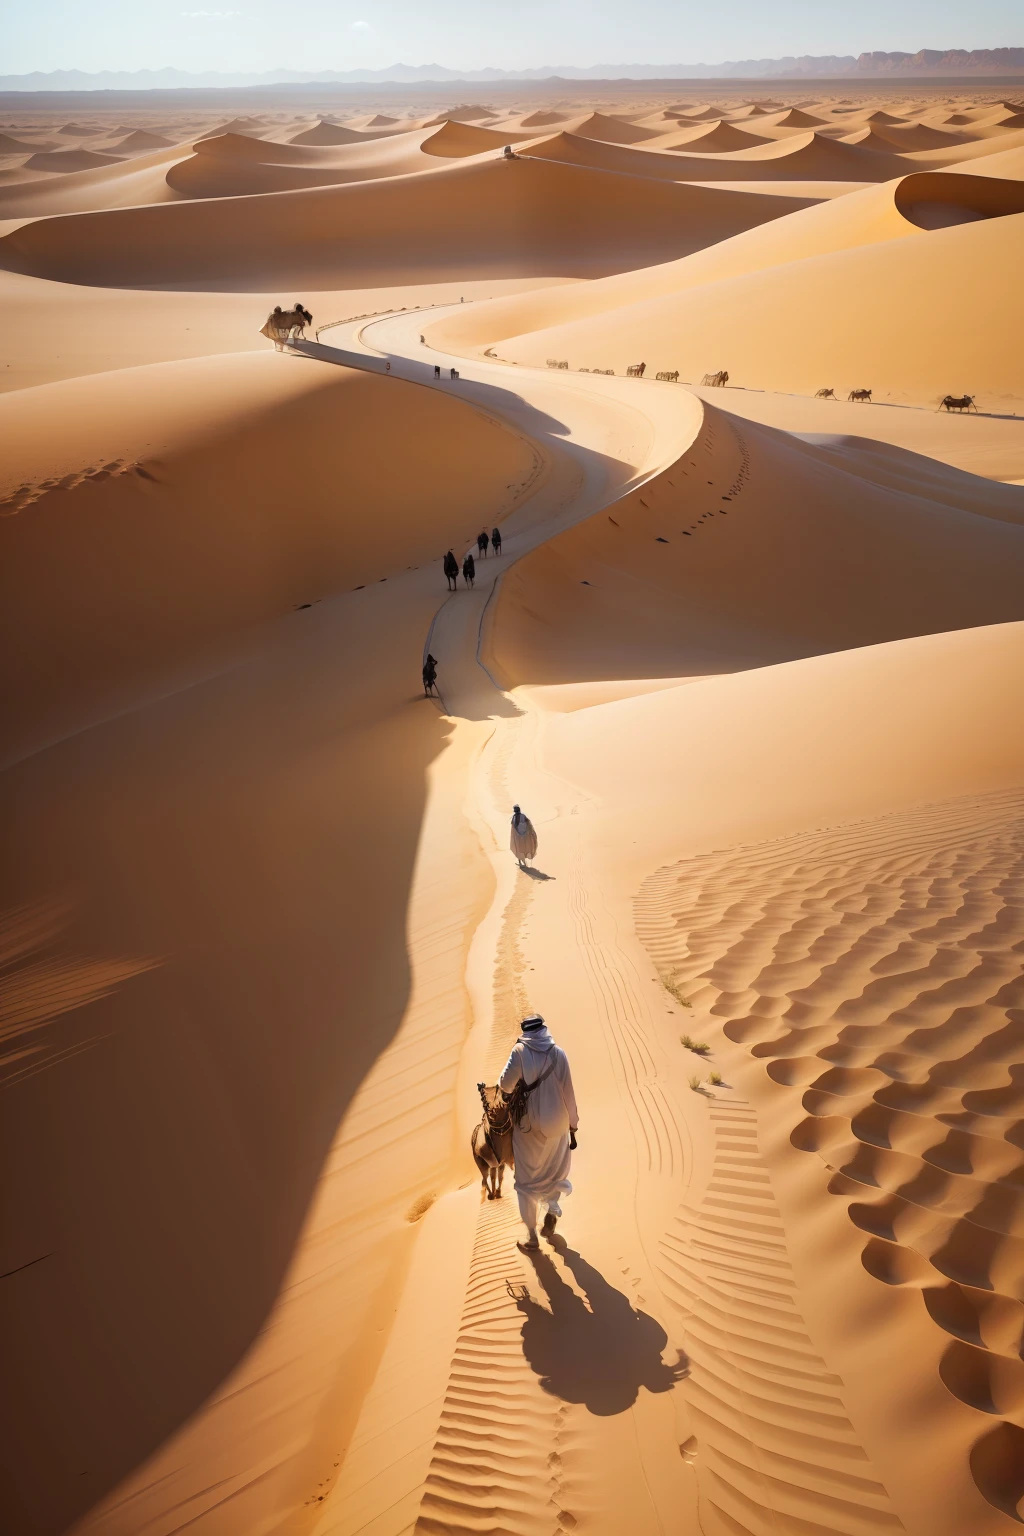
[[2, 77, 1023, 1536]]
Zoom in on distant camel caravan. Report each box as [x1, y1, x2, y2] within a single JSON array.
[[848, 388, 872, 403], [260, 304, 313, 349], [702, 370, 729, 388], [656, 370, 680, 383], [546, 358, 569, 369], [472, 1082, 513, 1199], [815, 387, 836, 399], [939, 394, 978, 413], [626, 362, 647, 378]]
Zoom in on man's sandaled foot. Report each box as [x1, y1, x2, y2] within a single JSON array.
[[517, 1237, 540, 1252], [541, 1213, 558, 1238]]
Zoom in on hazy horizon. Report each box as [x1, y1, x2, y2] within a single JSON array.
[[8, 0, 1022, 77]]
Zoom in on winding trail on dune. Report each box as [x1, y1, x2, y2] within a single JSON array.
[[291, 314, 908, 1536]]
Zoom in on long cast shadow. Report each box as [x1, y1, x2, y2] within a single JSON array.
[[517, 1239, 688, 1415]]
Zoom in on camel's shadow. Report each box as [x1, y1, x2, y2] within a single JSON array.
[[516, 1239, 688, 1415]]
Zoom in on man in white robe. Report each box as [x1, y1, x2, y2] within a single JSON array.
[[500, 1014, 579, 1251]]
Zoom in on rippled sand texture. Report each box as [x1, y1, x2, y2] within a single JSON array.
[[637, 787, 1024, 1526]]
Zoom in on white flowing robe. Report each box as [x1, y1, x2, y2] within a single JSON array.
[[510, 811, 538, 862], [500, 1029, 578, 1226]]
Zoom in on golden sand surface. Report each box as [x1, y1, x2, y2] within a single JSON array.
[[1, 81, 1023, 1536]]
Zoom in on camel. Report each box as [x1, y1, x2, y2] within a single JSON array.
[[656, 370, 680, 382], [260, 305, 312, 350], [848, 387, 872, 403], [422, 656, 438, 696], [939, 394, 977, 413], [472, 1082, 514, 1199], [626, 362, 647, 378], [701, 370, 729, 387], [815, 387, 836, 399]]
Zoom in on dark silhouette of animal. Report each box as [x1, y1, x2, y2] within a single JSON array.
[[492, 527, 502, 555], [626, 362, 646, 378], [848, 388, 872, 403], [422, 655, 438, 695], [655, 370, 679, 382], [443, 550, 459, 590], [815, 387, 836, 399], [450, 367, 459, 380], [434, 365, 441, 379], [701, 370, 729, 387], [477, 529, 490, 558], [939, 394, 977, 413], [463, 552, 475, 586], [471, 1082, 514, 1199]]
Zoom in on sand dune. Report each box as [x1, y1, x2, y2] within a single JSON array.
[[109, 129, 173, 151], [644, 119, 774, 152], [163, 126, 474, 197], [431, 173, 1024, 364], [487, 398, 1024, 684], [289, 117, 385, 145], [560, 109, 666, 144], [757, 106, 829, 130], [0, 154, 825, 290], [0, 143, 189, 217], [945, 142, 1024, 180], [0, 351, 536, 762], [495, 201, 1024, 407], [0, 132, 56, 153], [22, 148, 124, 174]]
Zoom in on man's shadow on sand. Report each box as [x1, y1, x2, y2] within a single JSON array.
[[516, 1239, 688, 1415]]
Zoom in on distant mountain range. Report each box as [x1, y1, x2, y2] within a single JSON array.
[[3, 50, 1024, 93]]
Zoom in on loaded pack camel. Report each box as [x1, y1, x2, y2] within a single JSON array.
[[815, 387, 836, 399], [702, 370, 729, 387], [260, 305, 313, 350], [656, 370, 680, 382], [626, 362, 647, 378], [939, 394, 978, 413], [471, 1082, 514, 1199], [848, 387, 872, 403]]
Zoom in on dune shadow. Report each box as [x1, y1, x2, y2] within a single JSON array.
[[0, 603, 446, 1535], [516, 1239, 688, 1415]]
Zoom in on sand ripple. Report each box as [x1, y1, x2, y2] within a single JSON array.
[[638, 787, 1024, 1522]]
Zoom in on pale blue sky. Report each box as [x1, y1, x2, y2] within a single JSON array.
[[7, 0, 1022, 76]]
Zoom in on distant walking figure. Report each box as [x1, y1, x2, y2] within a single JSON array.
[[510, 804, 538, 867], [477, 528, 490, 558], [422, 654, 438, 695], [450, 367, 459, 380], [491, 527, 502, 555], [500, 1014, 578, 1250], [463, 552, 476, 587], [434, 365, 441, 379], [443, 550, 459, 590]]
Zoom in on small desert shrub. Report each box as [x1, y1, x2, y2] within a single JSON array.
[[688, 1074, 703, 1092], [707, 1071, 723, 1087], [681, 1036, 711, 1054], [662, 977, 693, 1008]]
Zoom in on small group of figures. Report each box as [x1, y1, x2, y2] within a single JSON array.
[[443, 528, 502, 590], [433, 365, 461, 380], [260, 304, 314, 349]]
